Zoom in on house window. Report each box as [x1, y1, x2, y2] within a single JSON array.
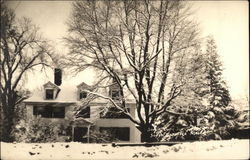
[[76, 106, 90, 118], [33, 106, 65, 118], [109, 78, 121, 100], [80, 91, 87, 99], [100, 107, 130, 119], [99, 127, 130, 141], [33, 106, 50, 118], [53, 107, 65, 118], [45, 89, 54, 99]]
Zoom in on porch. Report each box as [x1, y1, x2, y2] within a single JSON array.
[[71, 118, 93, 143]]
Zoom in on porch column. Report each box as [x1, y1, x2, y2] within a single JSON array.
[[72, 125, 75, 142], [87, 125, 90, 143]]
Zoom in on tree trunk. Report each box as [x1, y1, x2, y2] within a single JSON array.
[[1, 101, 15, 142], [1, 112, 14, 142], [139, 125, 157, 142]]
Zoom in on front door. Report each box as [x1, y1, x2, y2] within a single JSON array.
[[73, 127, 88, 142]]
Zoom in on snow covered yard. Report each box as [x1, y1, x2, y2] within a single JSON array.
[[1, 139, 249, 159]]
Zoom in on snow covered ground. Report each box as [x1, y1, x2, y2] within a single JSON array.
[[1, 139, 249, 159]]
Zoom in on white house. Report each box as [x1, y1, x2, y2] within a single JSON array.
[[24, 69, 141, 143]]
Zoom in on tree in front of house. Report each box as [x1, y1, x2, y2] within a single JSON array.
[[154, 37, 241, 141], [0, 3, 52, 142], [65, 0, 201, 142], [202, 36, 231, 108], [197, 37, 239, 139]]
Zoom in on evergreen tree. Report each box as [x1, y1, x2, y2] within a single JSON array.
[[203, 36, 231, 108], [154, 37, 241, 141]]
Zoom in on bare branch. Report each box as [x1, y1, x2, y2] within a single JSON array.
[[83, 89, 140, 126]]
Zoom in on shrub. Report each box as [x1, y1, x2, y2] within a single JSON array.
[[89, 127, 119, 143], [160, 126, 221, 141], [13, 116, 121, 143], [13, 116, 70, 143], [154, 104, 248, 141]]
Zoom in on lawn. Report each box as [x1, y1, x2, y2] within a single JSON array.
[[1, 139, 249, 159]]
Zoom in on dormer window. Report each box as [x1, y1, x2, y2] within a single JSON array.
[[77, 82, 92, 100], [43, 81, 60, 100], [109, 78, 121, 100], [80, 91, 87, 99], [46, 89, 54, 99]]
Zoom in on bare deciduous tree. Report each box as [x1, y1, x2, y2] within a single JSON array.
[[0, 3, 52, 141], [65, 0, 201, 142]]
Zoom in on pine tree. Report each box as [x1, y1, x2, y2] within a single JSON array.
[[203, 36, 231, 108], [154, 37, 245, 141]]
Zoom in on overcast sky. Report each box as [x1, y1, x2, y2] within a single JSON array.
[[7, 1, 249, 99]]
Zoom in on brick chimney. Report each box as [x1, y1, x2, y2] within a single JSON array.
[[54, 68, 62, 86]]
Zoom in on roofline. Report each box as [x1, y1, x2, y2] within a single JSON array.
[[43, 81, 60, 89], [24, 101, 76, 105], [24, 101, 136, 105], [76, 82, 91, 88]]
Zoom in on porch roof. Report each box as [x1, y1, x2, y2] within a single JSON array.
[[71, 118, 94, 126]]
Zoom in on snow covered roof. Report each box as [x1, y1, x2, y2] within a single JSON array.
[[24, 81, 136, 104], [24, 81, 78, 103], [71, 118, 94, 126], [77, 82, 91, 88], [43, 81, 60, 89]]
